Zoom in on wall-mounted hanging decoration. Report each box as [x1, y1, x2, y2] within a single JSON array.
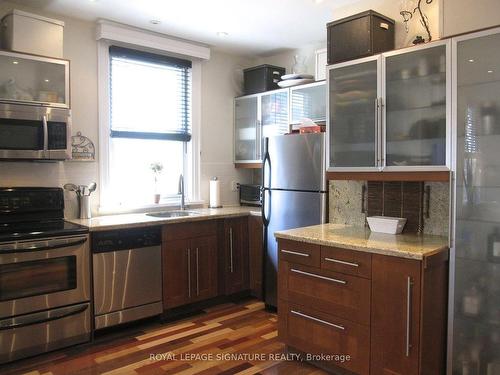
[[399, 0, 433, 44], [71, 131, 95, 161]]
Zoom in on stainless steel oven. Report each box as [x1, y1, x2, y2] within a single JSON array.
[[0, 235, 90, 319], [0, 234, 91, 363], [0, 103, 71, 160]]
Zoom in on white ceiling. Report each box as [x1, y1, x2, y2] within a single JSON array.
[[5, 0, 363, 56]]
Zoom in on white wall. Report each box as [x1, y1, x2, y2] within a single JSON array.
[[0, 1, 253, 217], [257, 0, 441, 76], [442, 0, 500, 37]]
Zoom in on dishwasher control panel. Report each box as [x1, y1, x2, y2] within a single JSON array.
[[92, 226, 161, 253]]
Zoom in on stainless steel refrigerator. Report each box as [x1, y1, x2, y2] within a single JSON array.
[[450, 27, 500, 375], [262, 133, 327, 309]]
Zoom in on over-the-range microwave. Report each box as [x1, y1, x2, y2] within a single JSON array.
[[0, 103, 71, 161]]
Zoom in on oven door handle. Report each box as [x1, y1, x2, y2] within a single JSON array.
[[0, 304, 88, 331], [1, 237, 87, 254]]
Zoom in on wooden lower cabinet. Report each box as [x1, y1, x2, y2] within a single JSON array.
[[223, 217, 249, 295], [162, 221, 218, 309], [163, 238, 192, 308], [248, 215, 263, 299], [279, 300, 370, 375], [191, 235, 218, 302], [371, 253, 448, 375], [279, 261, 371, 325], [277, 239, 449, 375]]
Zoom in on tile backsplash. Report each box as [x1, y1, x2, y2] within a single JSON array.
[[329, 180, 450, 237]]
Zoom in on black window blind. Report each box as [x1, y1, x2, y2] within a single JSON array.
[[109, 46, 192, 142]]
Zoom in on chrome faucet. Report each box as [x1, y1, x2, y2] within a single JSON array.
[[178, 174, 185, 210]]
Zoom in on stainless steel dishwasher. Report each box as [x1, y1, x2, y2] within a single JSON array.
[[92, 226, 162, 329]]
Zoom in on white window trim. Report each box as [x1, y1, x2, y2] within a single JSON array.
[[96, 23, 206, 213]]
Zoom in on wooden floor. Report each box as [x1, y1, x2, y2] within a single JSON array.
[[2, 299, 328, 375]]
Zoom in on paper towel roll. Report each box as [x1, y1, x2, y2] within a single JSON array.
[[209, 177, 222, 208]]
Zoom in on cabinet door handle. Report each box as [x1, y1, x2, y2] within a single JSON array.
[[291, 268, 346, 285], [229, 227, 234, 273], [196, 247, 199, 296], [374, 98, 379, 165], [291, 310, 345, 331], [324, 257, 359, 268], [406, 276, 413, 357], [187, 248, 191, 298], [379, 97, 385, 165], [281, 249, 310, 257]]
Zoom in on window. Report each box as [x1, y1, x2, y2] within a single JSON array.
[[106, 46, 192, 207]]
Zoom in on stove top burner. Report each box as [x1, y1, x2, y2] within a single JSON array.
[[0, 219, 88, 242], [0, 187, 89, 242]]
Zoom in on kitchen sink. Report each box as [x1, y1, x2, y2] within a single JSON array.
[[146, 210, 201, 218]]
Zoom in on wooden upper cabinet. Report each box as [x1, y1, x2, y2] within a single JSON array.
[[371, 254, 422, 375], [224, 217, 250, 295]]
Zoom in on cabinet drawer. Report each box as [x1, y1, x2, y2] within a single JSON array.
[[321, 246, 372, 279], [279, 300, 370, 375], [278, 239, 320, 267], [279, 262, 371, 325], [163, 220, 217, 241]]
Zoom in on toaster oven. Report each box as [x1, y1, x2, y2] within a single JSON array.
[[239, 184, 262, 207]]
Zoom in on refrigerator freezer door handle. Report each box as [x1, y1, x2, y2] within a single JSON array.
[[262, 138, 270, 226]]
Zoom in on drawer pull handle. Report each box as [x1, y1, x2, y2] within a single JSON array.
[[281, 249, 310, 257], [406, 276, 414, 357], [291, 310, 345, 331], [324, 257, 359, 268], [291, 268, 346, 285]]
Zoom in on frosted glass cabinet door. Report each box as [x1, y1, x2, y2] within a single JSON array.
[[0, 50, 69, 107], [328, 59, 379, 169], [234, 96, 259, 162], [384, 43, 448, 168], [290, 82, 326, 124], [261, 89, 289, 139], [452, 29, 500, 375]]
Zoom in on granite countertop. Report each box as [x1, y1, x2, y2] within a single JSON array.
[[274, 224, 449, 260], [68, 206, 261, 232]]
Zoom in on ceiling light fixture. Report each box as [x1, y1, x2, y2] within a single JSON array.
[[216, 31, 229, 37], [488, 70, 494, 73], [468, 59, 475, 63], [12, 61, 18, 64], [44, 79, 50, 82], [150, 20, 161, 25]]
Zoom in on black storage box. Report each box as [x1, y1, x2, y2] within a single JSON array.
[[327, 10, 395, 64], [243, 64, 285, 95]]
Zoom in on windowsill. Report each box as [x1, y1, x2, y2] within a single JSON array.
[[98, 200, 205, 216]]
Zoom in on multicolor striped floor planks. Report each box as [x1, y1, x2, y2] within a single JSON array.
[[2, 299, 328, 375]]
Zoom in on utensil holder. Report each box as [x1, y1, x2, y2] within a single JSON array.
[[79, 195, 91, 219]]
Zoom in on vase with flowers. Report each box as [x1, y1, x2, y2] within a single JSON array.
[[150, 162, 163, 204]]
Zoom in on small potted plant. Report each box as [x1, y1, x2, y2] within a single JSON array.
[[150, 162, 163, 204]]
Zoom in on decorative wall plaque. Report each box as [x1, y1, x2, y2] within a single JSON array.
[[71, 131, 95, 161]]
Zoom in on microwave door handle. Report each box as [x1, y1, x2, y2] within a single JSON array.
[[0, 237, 87, 254], [42, 115, 48, 154]]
